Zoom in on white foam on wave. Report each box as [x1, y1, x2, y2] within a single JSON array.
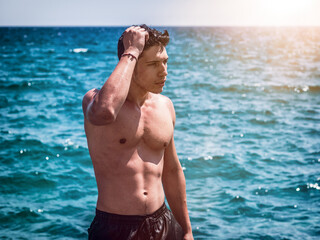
[[71, 48, 88, 53], [308, 183, 320, 190]]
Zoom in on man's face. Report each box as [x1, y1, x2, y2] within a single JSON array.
[[132, 45, 168, 94]]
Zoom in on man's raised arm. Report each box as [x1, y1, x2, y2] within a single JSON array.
[[82, 26, 148, 125]]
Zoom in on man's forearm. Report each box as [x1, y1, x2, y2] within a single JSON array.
[[163, 168, 192, 235], [89, 54, 137, 120]]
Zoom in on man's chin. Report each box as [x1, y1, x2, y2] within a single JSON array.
[[152, 89, 163, 94], [149, 87, 164, 94]]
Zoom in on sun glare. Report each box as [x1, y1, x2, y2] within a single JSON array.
[[264, 0, 305, 15], [257, 0, 314, 26]]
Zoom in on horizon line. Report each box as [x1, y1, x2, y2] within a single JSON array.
[[1, 24, 320, 28]]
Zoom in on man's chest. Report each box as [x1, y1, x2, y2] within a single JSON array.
[[108, 102, 174, 150]]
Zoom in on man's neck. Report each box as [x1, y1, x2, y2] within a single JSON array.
[[127, 81, 150, 107]]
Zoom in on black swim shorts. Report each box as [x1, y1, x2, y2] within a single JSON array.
[[88, 203, 184, 240]]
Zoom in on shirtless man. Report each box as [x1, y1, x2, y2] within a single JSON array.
[[83, 25, 193, 240]]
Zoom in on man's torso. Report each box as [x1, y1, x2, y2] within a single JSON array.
[[84, 92, 174, 215]]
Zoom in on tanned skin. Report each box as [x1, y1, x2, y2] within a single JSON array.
[[82, 26, 193, 240]]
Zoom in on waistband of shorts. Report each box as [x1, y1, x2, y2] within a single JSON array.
[[95, 202, 167, 224]]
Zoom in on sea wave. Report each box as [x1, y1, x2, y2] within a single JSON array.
[[268, 85, 320, 93]]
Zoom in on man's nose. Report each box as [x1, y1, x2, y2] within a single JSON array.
[[158, 63, 167, 77]]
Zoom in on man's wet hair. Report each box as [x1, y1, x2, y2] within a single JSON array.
[[117, 24, 170, 60]]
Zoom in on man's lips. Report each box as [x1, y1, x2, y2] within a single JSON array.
[[156, 80, 166, 85]]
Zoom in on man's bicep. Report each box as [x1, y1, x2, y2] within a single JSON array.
[[165, 97, 176, 126], [163, 135, 181, 173]]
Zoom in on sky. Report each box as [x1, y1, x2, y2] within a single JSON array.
[[0, 0, 320, 27]]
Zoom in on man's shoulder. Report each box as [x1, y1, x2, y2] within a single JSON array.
[[83, 88, 99, 104], [83, 88, 99, 100], [82, 88, 99, 113], [152, 94, 176, 121], [153, 94, 174, 108]]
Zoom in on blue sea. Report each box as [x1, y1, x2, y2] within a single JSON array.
[[0, 26, 320, 239]]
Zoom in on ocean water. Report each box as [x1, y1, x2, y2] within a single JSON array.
[[0, 26, 319, 239]]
